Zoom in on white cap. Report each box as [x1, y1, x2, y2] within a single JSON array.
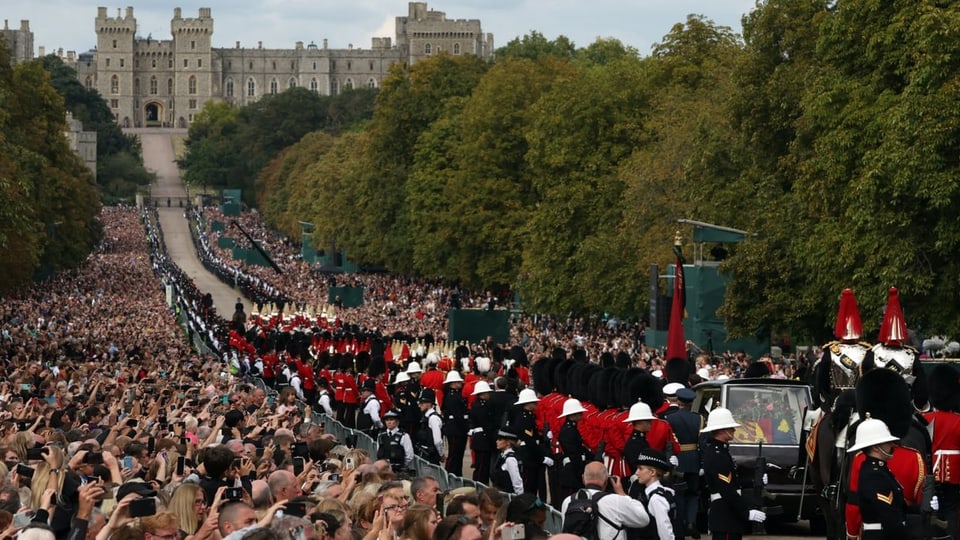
[[515, 388, 539, 405], [624, 401, 655, 422], [652, 369, 663, 379], [471, 381, 493, 396], [394, 371, 410, 385], [663, 382, 684, 397], [444, 371, 464, 384], [701, 407, 741, 432], [405, 361, 422, 374], [848, 418, 899, 453], [558, 398, 588, 418], [697, 367, 711, 380]]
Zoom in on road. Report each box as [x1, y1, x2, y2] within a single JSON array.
[[132, 127, 252, 319]]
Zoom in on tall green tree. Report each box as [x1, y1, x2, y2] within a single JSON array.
[[496, 31, 577, 60]]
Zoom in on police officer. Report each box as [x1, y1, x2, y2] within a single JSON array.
[[508, 388, 550, 495], [491, 429, 524, 495], [356, 379, 382, 435], [848, 417, 908, 540], [441, 370, 469, 476], [469, 381, 496, 484], [701, 407, 766, 540], [665, 387, 703, 539], [377, 409, 414, 475], [557, 397, 590, 499], [415, 388, 444, 465]]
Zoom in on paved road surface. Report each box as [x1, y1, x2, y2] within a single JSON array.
[[133, 128, 252, 319]]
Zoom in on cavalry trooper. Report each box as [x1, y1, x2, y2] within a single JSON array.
[[441, 370, 469, 476], [665, 387, 703, 539], [376, 409, 414, 475], [701, 407, 766, 540], [848, 417, 908, 540]]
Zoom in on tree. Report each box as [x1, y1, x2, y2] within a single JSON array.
[[496, 31, 577, 60]]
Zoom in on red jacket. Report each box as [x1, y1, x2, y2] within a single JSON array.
[[923, 410, 960, 484], [845, 446, 925, 537]]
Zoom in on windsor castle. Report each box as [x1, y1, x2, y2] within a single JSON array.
[[62, 3, 492, 128]]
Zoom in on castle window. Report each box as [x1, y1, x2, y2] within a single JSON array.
[[226, 78, 234, 97], [367, 78, 376, 89], [134, 79, 140, 94], [120, 58, 125, 67], [344, 78, 353, 90], [112, 39, 117, 49], [152, 59, 157, 68], [191, 40, 196, 50], [169, 59, 173, 68], [288, 78, 296, 89], [135, 59, 139, 68], [184, 58, 189, 68], [110, 99, 118, 108], [189, 99, 197, 109], [198, 58, 202, 68], [312, 62, 316, 70], [249, 61, 253, 69], [110, 75, 119, 94], [424, 43, 431, 54], [370, 61, 374, 70], [310, 78, 318, 93], [270, 78, 278, 94], [331, 60, 336, 70], [84, 76, 93, 89], [150, 76, 157, 95], [291, 61, 295, 70], [247, 78, 256, 97], [106, 58, 111, 67], [272, 61, 277, 70], [454, 43, 461, 55], [347, 61, 352, 70], [189, 76, 197, 94], [331, 80, 338, 96], [168, 78, 173, 94]]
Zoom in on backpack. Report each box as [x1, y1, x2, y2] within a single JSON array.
[[562, 489, 621, 540], [638, 486, 683, 540]]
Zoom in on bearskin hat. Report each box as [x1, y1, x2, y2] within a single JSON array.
[[615, 351, 631, 369], [455, 344, 471, 361], [665, 358, 691, 385], [568, 363, 596, 401], [355, 351, 370, 375], [589, 368, 618, 410], [744, 361, 772, 379], [856, 367, 913, 438], [338, 354, 354, 372], [555, 360, 575, 395], [609, 369, 627, 408], [370, 337, 385, 359], [492, 346, 504, 364], [599, 352, 615, 369], [572, 348, 588, 363], [532, 357, 556, 396], [552, 348, 568, 363], [928, 363, 960, 413], [628, 370, 665, 411], [367, 353, 386, 378], [509, 345, 529, 367], [616, 368, 641, 407]]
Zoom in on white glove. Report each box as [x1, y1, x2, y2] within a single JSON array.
[[543, 457, 555, 467], [931, 495, 940, 512], [669, 455, 679, 467], [762, 473, 769, 485], [748, 510, 767, 523], [546, 431, 553, 440], [699, 468, 705, 477]]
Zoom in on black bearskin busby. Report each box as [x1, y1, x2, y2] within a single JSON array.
[[599, 352, 615, 369], [555, 360, 575, 395], [532, 357, 556, 396], [664, 358, 691, 385], [628, 370, 665, 412], [928, 363, 960, 413], [615, 351, 631, 369], [367, 353, 386, 378], [509, 345, 529, 367], [856, 367, 913, 438]]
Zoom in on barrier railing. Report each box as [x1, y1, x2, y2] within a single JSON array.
[[307, 407, 565, 533]]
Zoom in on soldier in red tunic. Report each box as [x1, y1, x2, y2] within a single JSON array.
[[924, 363, 960, 538]]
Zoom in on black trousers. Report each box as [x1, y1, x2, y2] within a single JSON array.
[[445, 435, 467, 477], [473, 451, 491, 484], [935, 483, 959, 540]]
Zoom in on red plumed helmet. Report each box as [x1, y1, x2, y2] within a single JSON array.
[[877, 287, 908, 346], [834, 288, 863, 340]]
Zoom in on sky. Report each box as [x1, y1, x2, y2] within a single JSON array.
[[3, 0, 757, 58]]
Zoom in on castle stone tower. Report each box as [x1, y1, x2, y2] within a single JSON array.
[[170, 7, 215, 127], [95, 7, 137, 126]]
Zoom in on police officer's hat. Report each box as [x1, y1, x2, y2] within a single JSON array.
[[676, 388, 696, 403], [419, 388, 436, 404], [361, 379, 376, 393], [496, 429, 519, 440], [635, 449, 671, 471], [383, 409, 401, 419]]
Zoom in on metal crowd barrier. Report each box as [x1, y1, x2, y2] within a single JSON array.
[[309, 409, 564, 533]]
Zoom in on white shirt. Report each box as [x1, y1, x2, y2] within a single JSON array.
[[561, 487, 650, 540], [383, 428, 415, 467], [363, 395, 383, 428], [425, 409, 443, 456], [317, 390, 334, 416], [644, 481, 675, 540], [500, 449, 524, 495]]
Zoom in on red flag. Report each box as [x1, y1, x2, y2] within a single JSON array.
[[666, 254, 686, 361]]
